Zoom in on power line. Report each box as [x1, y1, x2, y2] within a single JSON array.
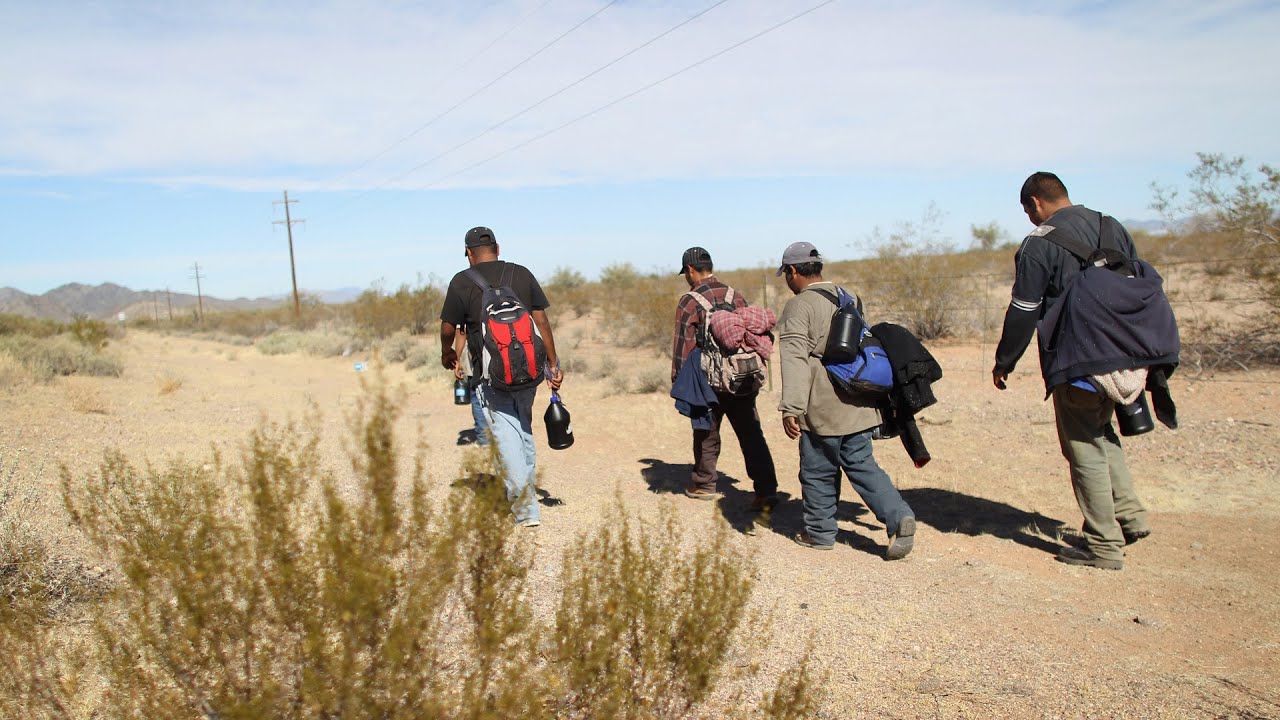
[[342, 0, 620, 197], [273, 190, 306, 319], [419, 0, 839, 189], [379, 0, 736, 188], [333, 0, 557, 185]]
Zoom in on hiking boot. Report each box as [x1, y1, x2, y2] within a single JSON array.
[[793, 533, 833, 551], [1064, 528, 1151, 549], [684, 488, 723, 501], [1123, 528, 1151, 546], [1056, 545, 1123, 570], [885, 516, 916, 561], [517, 518, 541, 528], [749, 493, 779, 513]]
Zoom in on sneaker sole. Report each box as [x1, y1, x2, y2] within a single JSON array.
[[886, 516, 916, 561], [1055, 553, 1122, 570]]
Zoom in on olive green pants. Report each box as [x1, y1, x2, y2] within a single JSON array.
[[1052, 385, 1149, 562]]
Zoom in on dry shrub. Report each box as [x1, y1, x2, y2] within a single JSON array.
[[403, 345, 433, 370], [0, 353, 33, 390], [155, 372, 183, 396], [631, 367, 668, 394], [377, 331, 415, 363], [256, 329, 361, 358], [37, 375, 820, 719], [351, 280, 443, 339], [64, 382, 108, 415], [0, 335, 124, 381], [1, 447, 102, 720]]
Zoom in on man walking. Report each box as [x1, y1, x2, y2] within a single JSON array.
[[776, 242, 916, 559], [671, 247, 778, 511], [441, 226, 564, 527], [993, 172, 1152, 570]]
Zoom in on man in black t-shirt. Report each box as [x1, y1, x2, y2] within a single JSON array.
[[440, 226, 564, 528]]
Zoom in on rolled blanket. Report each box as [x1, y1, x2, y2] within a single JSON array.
[[1090, 367, 1148, 404], [708, 307, 777, 360]]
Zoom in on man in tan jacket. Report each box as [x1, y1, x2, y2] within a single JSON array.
[[776, 242, 916, 559]]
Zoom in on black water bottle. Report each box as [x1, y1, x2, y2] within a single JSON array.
[[825, 302, 862, 363], [543, 392, 574, 450], [453, 377, 470, 405], [1115, 392, 1154, 437]]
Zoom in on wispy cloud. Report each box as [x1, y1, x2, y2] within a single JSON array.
[[2, 0, 1277, 193]]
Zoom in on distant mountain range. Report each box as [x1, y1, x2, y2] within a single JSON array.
[[0, 283, 365, 322]]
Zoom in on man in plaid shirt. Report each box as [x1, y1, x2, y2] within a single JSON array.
[[671, 247, 778, 510]]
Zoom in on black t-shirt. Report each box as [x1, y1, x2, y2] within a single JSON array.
[[440, 260, 549, 368]]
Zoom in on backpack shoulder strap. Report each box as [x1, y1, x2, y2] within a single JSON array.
[[723, 287, 736, 306], [465, 267, 491, 291], [812, 287, 840, 306], [1040, 228, 1096, 266], [683, 290, 713, 312]]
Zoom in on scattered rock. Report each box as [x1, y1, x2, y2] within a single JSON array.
[[1132, 615, 1164, 629]]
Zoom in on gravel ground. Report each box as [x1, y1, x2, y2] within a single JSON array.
[[3, 327, 1278, 719]]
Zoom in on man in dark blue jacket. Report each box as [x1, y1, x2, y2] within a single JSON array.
[[992, 172, 1152, 571]]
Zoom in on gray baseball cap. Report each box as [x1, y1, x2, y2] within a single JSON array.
[[775, 241, 825, 276]]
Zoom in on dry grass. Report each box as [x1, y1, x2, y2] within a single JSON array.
[[155, 372, 183, 396], [64, 381, 108, 415]]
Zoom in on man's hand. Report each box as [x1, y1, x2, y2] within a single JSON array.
[[442, 346, 457, 371], [782, 415, 802, 440], [992, 366, 1008, 391], [548, 364, 565, 391]]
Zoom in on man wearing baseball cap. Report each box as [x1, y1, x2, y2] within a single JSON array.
[[670, 246, 778, 511], [775, 242, 917, 559], [440, 226, 565, 528]]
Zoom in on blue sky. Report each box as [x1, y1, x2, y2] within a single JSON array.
[[2, 0, 1278, 299]]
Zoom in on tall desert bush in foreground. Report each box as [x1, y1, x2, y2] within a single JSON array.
[[51, 375, 817, 719]]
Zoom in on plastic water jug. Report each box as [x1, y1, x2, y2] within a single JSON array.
[[453, 377, 470, 405], [543, 392, 574, 450]]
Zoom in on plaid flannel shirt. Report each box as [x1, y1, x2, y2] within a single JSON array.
[[670, 278, 748, 382]]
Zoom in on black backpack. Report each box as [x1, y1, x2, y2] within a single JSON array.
[[466, 263, 547, 391]]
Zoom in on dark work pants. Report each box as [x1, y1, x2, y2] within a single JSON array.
[[691, 391, 778, 496]]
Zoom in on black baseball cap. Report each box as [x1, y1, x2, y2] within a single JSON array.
[[465, 226, 497, 248], [676, 246, 712, 275]]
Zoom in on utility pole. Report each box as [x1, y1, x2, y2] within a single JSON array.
[[166, 287, 173, 321], [273, 190, 305, 319], [152, 291, 159, 322], [190, 263, 206, 324]]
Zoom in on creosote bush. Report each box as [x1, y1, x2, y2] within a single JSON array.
[[554, 500, 754, 718], [44, 374, 819, 718]]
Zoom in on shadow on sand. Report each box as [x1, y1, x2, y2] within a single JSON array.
[[899, 488, 1066, 554]]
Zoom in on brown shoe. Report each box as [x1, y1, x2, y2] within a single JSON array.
[[749, 493, 779, 513], [684, 488, 723, 501], [793, 533, 833, 550], [1056, 545, 1123, 570]]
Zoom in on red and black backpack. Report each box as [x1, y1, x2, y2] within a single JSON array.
[[466, 263, 547, 391]]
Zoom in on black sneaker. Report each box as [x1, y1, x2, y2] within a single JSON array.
[[1056, 545, 1123, 570], [1122, 528, 1151, 546], [886, 516, 916, 561]]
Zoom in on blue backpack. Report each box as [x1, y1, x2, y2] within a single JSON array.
[[815, 287, 894, 395]]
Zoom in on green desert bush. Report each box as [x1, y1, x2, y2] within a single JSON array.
[[351, 280, 443, 339], [36, 375, 819, 719], [377, 331, 415, 363], [554, 501, 753, 718]]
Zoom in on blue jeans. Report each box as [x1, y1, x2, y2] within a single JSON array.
[[470, 388, 489, 446], [798, 430, 913, 545], [479, 384, 539, 524]]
